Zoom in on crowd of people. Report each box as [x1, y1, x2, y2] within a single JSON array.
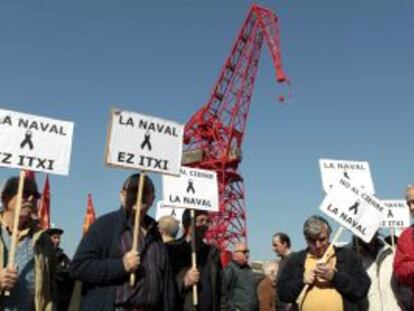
[[0, 173, 414, 310]]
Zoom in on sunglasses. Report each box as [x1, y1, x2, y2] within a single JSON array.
[[407, 200, 414, 207], [235, 249, 250, 254]]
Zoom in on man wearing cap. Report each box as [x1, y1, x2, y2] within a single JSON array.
[[0, 175, 56, 310], [394, 184, 414, 309], [69, 173, 176, 311], [47, 227, 73, 311]]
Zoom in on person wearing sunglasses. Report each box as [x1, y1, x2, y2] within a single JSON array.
[[0, 175, 56, 310], [394, 184, 414, 310], [224, 242, 258, 311]]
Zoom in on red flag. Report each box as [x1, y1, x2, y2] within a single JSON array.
[[83, 193, 96, 234], [38, 175, 51, 229]]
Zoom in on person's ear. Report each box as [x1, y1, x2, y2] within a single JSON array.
[[120, 190, 126, 207]]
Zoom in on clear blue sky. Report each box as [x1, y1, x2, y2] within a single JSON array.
[[0, 0, 413, 260]]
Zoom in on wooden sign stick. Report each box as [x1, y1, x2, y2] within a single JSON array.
[[390, 227, 395, 249], [129, 171, 146, 287], [191, 209, 198, 306], [5, 170, 26, 295], [296, 226, 344, 305]]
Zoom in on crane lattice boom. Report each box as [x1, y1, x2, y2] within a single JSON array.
[[183, 4, 289, 252]]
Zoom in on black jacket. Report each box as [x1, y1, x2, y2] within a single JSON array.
[[55, 247, 74, 311], [277, 247, 370, 311], [168, 237, 228, 311], [69, 208, 176, 311]]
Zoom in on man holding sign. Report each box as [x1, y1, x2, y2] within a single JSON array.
[[70, 174, 176, 311], [0, 175, 56, 310], [170, 209, 227, 311], [278, 215, 370, 311]]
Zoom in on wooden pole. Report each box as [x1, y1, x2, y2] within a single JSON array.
[[8, 171, 25, 268], [390, 227, 395, 249], [191, 209, 198, 306], [129, 172, 146, 287], [5, 170, 26, 295], [296, 226, 344, 305]]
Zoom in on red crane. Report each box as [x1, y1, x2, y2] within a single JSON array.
[[182, 4, 290, 253]]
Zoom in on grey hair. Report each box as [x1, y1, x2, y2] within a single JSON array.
[[262, 261, 278, 277], [303, 215, 331, 239], [158, 215, 179, 238]]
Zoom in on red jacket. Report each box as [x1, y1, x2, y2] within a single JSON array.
[[394, 226, 414, 307]]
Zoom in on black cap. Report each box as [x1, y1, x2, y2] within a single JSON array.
[[1, 176, 40, 206], [46, 228, 64, 235]]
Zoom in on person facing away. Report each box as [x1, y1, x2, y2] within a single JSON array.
[[257, 261, 278, 311], [272, 232, 294, 311], [278, 215, 370, 311], [394, 184, 414, 309], [158, 215, 179, 244], [46, 227, 74, 311], [169, 209, 227, 311], [0, 175, 56, 310], [350, 233, 409, 310], [69, 173, 176, 311], [224, 242, 258, 311]]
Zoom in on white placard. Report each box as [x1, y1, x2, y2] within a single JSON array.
[[380, 200, 410, 229], [319, 159, 375, 195], [0, 108, 74, 175], [162, 166, 219, 212], [105, 109, 184, 176], [155, 201, 184, 223], [319, 177, 386, 243]]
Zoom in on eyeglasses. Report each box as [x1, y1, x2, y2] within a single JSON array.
[[235, 249, 250, 254]]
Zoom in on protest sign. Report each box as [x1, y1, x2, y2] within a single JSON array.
[[381, 200, 410, 229], [0, 108, 74, 175], [319, 177, 385, 243], [319, 159, 375, 194], [105, 109, 184, 176], [163, 166, 219, 212]]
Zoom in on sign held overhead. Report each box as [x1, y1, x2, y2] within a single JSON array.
[[105, 109, 184, 176], [319, 177, 385, 243], [319, 159, 375, 195], [0, 108, 74, 175], [163, 166, 219, 212]]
